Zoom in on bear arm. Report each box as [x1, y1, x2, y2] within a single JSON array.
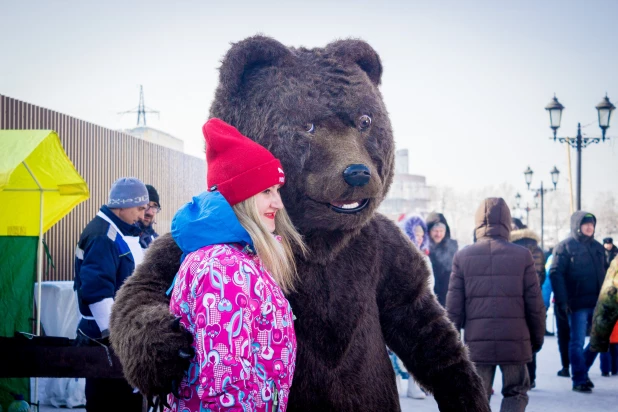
[[110, 233, 192, 397], [590, 259, 618, 352], [375, 220, 489, 412]]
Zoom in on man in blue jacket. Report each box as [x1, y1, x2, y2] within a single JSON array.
[[550, 211, 606, 393], [73, 177, 148, 412]]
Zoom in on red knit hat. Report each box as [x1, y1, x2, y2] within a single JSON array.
[[203, 118, 285, 206]]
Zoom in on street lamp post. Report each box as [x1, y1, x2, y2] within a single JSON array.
[[515, 192, 535, 227], [545, 94, 615, 210], [520, 166, 560, 250]]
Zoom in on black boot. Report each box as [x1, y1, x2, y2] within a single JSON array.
[[557, 368, 570, 377], [572, 384, 592, 393]]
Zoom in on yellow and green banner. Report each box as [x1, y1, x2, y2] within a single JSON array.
[[0, 130, 89, 409]]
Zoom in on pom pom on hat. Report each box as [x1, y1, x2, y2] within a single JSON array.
[[203, 119, 285, 206]]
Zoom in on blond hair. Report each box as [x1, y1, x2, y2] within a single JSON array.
[[232, 196, 306, 293]]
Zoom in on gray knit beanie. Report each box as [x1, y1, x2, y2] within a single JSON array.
[[107, 177, 149, 209]]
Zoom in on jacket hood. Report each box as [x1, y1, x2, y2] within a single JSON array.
[[474, 197, 511, 241], [400, 215, 429, 253], [171, 191, 253, 256], [510, 228, 540, 243], [426, 212, 451, 240], [570, 210, 596, 242]]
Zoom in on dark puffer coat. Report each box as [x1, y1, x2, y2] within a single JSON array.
[[605, 245, 618, 271], [426, 212, 459, 306], [510, 228, 546, 287], [549, 211, 606, 311], [446, 198, 545, 365]]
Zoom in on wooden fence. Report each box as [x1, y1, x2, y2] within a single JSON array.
[[1, 94, 206, 281]]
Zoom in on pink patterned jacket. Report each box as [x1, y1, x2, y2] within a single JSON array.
[[167, 243, 297, 412]]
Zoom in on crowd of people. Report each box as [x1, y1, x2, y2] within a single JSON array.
[[390, 202, 618, 411], [70, 119, 617, 412]]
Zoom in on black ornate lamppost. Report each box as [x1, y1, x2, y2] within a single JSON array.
[[514, 192, 535, 228], [545, 94, 615, 210], [520, 166, 560, 250]]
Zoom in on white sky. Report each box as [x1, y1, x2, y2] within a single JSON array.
[[1, 0, 616, 205]]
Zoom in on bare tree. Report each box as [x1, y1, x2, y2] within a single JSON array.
[[590, 191, 618, 240]]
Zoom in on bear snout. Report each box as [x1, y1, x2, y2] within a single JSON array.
[[343, 164, 371, 187]]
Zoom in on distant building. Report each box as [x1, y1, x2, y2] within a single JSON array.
[[379, 149, 432, 220], [125, 126, 184, 152]]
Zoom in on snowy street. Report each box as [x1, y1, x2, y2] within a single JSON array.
[[399, 335, 617, 411]]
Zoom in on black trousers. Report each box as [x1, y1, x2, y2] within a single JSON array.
[[555, 305, 571, 369], [85, 378, 142, 412], [526, 353, 536, 382]]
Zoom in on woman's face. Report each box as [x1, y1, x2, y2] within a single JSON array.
[[414, 227, 425, 248], [255, 184, 283, 233]]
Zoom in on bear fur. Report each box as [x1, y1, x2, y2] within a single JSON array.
[[110, 36, 489, 411]]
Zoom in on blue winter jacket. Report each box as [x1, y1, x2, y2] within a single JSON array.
[[542, 255, 553, 309], [73, 205, 141, 338]]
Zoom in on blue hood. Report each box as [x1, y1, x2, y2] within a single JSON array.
[[171, 191, 253, 257]]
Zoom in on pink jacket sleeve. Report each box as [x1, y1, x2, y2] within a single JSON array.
[[183, 253, 256, 410]]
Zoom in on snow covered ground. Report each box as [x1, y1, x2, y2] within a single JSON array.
[[399, 335, 617, 412], [38, 336, 616, 412]]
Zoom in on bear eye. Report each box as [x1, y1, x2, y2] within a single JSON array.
[[358, 115, 372, 130], [305, 123, 315, 134]]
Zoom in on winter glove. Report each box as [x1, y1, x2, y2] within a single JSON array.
[[532, 343, 543, 353]]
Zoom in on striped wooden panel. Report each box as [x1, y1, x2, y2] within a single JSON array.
[[1, 94, 206, 281]]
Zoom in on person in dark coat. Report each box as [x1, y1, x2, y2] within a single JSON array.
[[550, 211, 606, 393], [446, 198, 545, 411], [603, 237, 618, 270], [510, 219, 547, 388], [426, 212, 458, 307], [546, 252, 571, 378], [510, 219, 546, 286], [137, 184, 160, 248]]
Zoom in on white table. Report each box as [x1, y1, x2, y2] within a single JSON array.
[[33, 281, 85, 408], [34, 281, 80, 339]]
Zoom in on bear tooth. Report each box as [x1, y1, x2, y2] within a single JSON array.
[[342, 202, 359, 209]]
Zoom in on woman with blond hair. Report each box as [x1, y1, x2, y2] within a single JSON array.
[[165, 118, 306, 411]]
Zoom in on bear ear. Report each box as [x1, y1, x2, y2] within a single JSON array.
[[326, 39, 383, 86], [219, 35, 292, 95]]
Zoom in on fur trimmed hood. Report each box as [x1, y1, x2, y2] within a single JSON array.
[[400, 215, 429, 253], [510, 228, 540, 243]]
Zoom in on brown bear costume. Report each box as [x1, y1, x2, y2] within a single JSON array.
[[110, 36, 489, 411]]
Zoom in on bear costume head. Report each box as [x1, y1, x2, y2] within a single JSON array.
[[109, 35, 490, 412], [210, 36, 394, 242]]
